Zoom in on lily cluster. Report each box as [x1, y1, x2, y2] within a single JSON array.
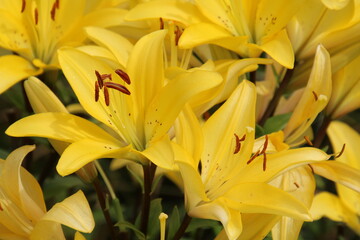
[[0, 0, 360, 239]]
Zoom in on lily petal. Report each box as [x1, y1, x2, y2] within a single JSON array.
[[144, 67, 222, 143], [85, 27, 133, 67], [189, 199, 242, 240], [224, 182, 311, 221], [0, 55, 41, 93], [40, 191, 94, 233], [57, 139, 131, 176], [6, 112, 119, 144]]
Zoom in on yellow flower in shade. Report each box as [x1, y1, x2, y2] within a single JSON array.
[[310, 121, 360, 235], [325, 55, 360, 119], [172, 80, 329, 240], [0, 145, 94, 240], [0, 0, 127, 93], [127, 0, 304, 68], [6, 29, 222, 176]]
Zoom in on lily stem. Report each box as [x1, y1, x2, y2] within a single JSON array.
[[313, 115, 332, 148], [140, 162, 157, 236], [95, 161, 125, 223], [259, 67, 295, 126], [173, 214, 192, 240], [93, 178, 118, 240]]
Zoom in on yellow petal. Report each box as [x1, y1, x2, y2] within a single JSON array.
[[224, 182, 311, 221], [24, 77, 69, 154], [310, 192, 360, 235], [1, 145, 46, 223], [85, 27, 133, 67], [321, 0, 350, 10], [176, 159, 208, 210], [201, 80, 256, 191], [189, 199, 243, 240], [144, 67, 222, 143], [0, 55, 42, 93], [126, 0, 207, 25], [40, 191, 94, 233], [179, 23, 248, 52], [6, 112, 119, 144], [74, 232, 86, 240], [57, 139, 131, 176], [236, 148, 329, 183], [30, 221, 65, 240], [175, 104, 203, 165], [271, 166, 315, 240], [139, 135, 174, 170], [284, 45, 331, 144], [257, 29, 294, 69]]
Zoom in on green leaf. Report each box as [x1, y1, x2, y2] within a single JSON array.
[[255, 124, 266, 138], [186, 218, 220, 233], [147, 198, 163, 239], [167, 206, 181, 240], [263, 113, 292, 134], [115, 221, 146, 240]]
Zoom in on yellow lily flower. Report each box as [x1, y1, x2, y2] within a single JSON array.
[[172, 80, 329, 239], [6, 29, 222, 176], [310, 121, 360, 234], [0, 0, 128, 93], [127, 0, 302, 68], [325, 54, 360, 119], [0, 145, 94, 239]]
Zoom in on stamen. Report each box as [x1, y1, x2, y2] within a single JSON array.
[[312, 91, 318, 101], [294, 182, 300, 188], [234, 133, 241, 154], [160, 17, 164, 30], [50, 0, 60, 20], [262, 152, 267, 171], [0, 202, 3, 211], [104, 82, 131, 95], [34, 8, 38, 25], [115, 69, 131, 84], [55, 0, 60, 9], [95, 81, 99, 102], [260, 135, 269, 154], [21, 0, 26, 13], [103, 85, 109, 106], [335, 144, 346, 158], [95, 70, 104, 89], [101, 73, 112, 81], [247, 150, 260, 164], [304, 136, 313, 146]]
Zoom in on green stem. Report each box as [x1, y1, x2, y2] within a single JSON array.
[[95, 161, 125, 230], [140, 163, 157, 236], [173, 214, 192, 240], [93, 178, 118, 240], [259, 67, 295, 126]]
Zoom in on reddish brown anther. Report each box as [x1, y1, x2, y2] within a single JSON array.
[[50, 2, 56, 20], [0, 203, 3, 211], [21, 0, 26, 13], [55, 0, 60, 9], [95, 70, 104, 89], [104, 82, 131, 95], [312, 91, 318, 101], [234, 133, 241, 154], [101, 73, 112, 81], [262, 152, 267, 171], [247, 150, 260, 165], [294, 182, 300, 188], [115, 69, 131, 84], [304, 136, 313, 146], [95, 81, 99, 102], [335, 144, 346, 158], [104, 85, 109, 106], [160, 17, 164, 30], [34, 8, 39, 25]]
